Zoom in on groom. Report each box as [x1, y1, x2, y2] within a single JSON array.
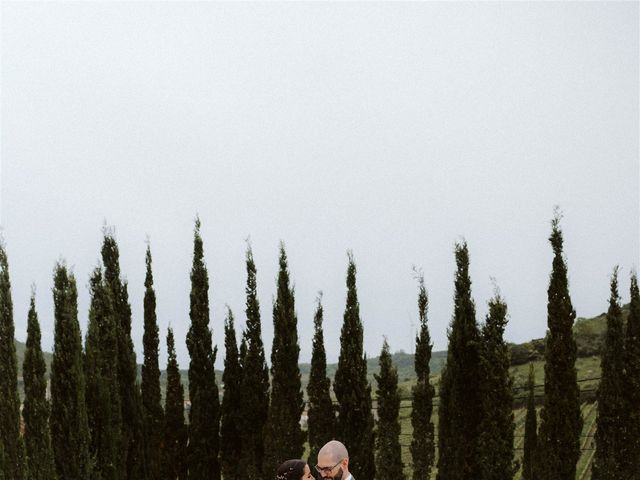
[[315, 440, 353, 480]]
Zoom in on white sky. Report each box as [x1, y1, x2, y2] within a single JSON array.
[[1, 2, 638, 369]]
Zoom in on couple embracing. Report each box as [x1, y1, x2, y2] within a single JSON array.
[[276, 440, 353, 480]]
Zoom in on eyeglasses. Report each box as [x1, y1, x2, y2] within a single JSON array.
[[314, 459, 344, 475]]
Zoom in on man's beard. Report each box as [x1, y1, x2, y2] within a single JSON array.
[[332, 468, 343, 480]]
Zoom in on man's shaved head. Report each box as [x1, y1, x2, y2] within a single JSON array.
[[318, 440, 349, 464]]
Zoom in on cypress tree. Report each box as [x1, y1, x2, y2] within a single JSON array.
[[238, 244, 269, 480], [263, 244, 305, 476], [592, 267, 626, 479], [101, 231, 146, 479], [537, 212, 582, 480], [164, 328, 187, 480], [624, 272, 640, 477], [306, 293, 336, 476], [374, 339, 404, 480], [522, 363, 537, 480], [22, 291, 57, 480], [141, 246, 164, 480], [220, 308, 243, 480], [0, 241, 25, 480], [50, 263, 91, 479], [436, 242, 483, 480], [334, 252, 375, 480], [185, 218, 220, 480], [85, 267, 121, 480], [478, 291, 515, 480], [410, 274, 435, 480]]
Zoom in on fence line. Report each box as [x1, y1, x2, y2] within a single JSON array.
[[328, 375, 602, 406]]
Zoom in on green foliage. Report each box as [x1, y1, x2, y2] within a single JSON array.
[[238, 245, 269, 480], [306, 294, 336, 476], [437, 242, 483, 480], [23, 293, 56, 480], [410, 275, 434, 480], [85, 267, 122, 480], [0, 242, 25, 480], [508, 339, 546, 366], [263, 244, 305, 476], [478, 292, 515, 480], [185, 219, 220, 480], [50, 263, 91, 480], [623, 272, 640, 476], [375, 339, 404, 480], [142, 247, 164, 480], [164, 328, 187, 480], [102, 232, 146, 479], [220, 309, 243, 480], [537, 212, 582, 480], [521, 364, 537, 480], [334, 252, 375, 480]]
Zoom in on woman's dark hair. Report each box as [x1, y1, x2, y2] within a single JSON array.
[[276, 459, 306, 480]]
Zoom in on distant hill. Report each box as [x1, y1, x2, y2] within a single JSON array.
[[508, 303, 630, 366], [13, 304, 627, 397], [299, 349, 448, 388]]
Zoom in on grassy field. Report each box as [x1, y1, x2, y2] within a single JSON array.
[[396, 400, 599, 480], [393, 356, 601, 479]]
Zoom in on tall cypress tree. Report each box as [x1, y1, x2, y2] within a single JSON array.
[[374, 339, 404, 480], [164, 328, 187, 480], [522, 363, 537, 480], [0, 241, 24, 480], [592, 267, 627, 479], [537, 212, 582, 480], [263, 244, 305, 476], [185, 218, 220, 480], [102, 232, 146, 479], [50, 263, 91, 480], [624, 272, 640, 477], [239, 245, 269, 480], [220, 308, 243, 480], [142, 246, 164, 480], [85, 267, 121, 480], [306, 293, 336, 476], [436, 242, 483, 480], [478, 291, 514, 480], [410, 274, 435, 480], [23, 291, 57, 480], [334, 252, 375, 480]]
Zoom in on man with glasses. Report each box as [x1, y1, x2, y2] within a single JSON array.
[[315, 440, 353, 480]]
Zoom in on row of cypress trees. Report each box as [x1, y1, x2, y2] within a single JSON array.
[[519, 216, 640, 480], [1, 212, 639, 480], [435, 211, 640, 480], [0, 220, 388, 480]]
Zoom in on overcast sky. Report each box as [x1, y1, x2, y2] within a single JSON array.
[[1, 2, 638, 369]]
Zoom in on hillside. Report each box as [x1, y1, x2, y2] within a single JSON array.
[[509, 303, 630, 365]]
